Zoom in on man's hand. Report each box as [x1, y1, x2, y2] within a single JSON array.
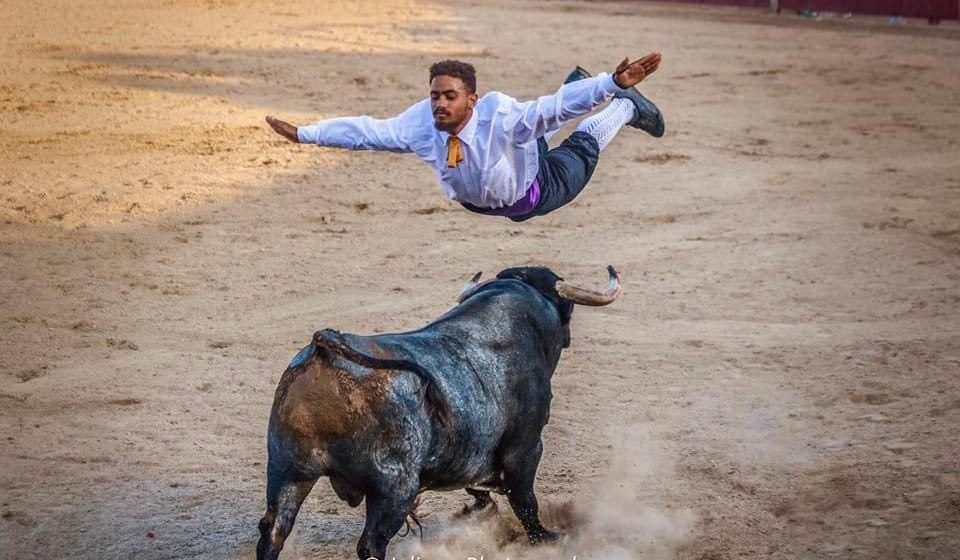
[[266, 115, 300, 143], [612, 52, 662, 89]]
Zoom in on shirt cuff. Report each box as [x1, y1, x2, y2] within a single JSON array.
[[598, 72, 622, 95], [296, 125, 318, 144]]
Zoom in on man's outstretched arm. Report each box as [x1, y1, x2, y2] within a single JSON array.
[[264, 100, 430, 153], [508, 52, 662, 144]]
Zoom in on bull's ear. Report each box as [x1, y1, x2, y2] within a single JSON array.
[[457, 271, 483, 302]]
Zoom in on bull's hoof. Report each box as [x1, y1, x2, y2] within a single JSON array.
[[455, 497, 497, 518], [529, 529, 562, 545]]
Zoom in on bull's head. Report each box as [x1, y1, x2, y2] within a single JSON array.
[[457, 265, 621, 348]]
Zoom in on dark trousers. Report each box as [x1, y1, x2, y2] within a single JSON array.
[[512, 131, 601, 222], [462, 131, 601, 222]]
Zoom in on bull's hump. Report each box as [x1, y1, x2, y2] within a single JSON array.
[[277, 359, 390, 439]]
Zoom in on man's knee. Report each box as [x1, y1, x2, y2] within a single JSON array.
[[561, 131, 600, 171]]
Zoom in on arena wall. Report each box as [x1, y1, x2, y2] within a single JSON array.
[[646, 0, 959, 19]]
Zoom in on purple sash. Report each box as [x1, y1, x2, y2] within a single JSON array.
[[462, 178, 541, 217]]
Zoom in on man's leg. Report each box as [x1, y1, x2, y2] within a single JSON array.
[[510, 132, 600, 221], [510, 97, 639, 221], [574, 97, 636, 151], [508, 64, 662, 221]]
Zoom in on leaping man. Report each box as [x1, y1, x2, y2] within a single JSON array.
[[266, 53, 663, 222]]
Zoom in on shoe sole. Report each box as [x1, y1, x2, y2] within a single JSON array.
[[563, 66, 591, 84]]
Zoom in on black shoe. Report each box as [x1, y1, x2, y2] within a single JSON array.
[[614, 86, 665, 138], [563, 66, 591, 84]]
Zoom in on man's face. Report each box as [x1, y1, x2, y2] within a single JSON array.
[[430, 75, 477, 133]]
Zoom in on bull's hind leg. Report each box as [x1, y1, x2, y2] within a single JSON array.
[[256, 472, 317, 560], [456, 488, 496, 517], [502, 440, 560, 545], [356, 486, 419, 560]]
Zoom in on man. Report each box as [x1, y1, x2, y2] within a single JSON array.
[[266, 53, 663, 222]]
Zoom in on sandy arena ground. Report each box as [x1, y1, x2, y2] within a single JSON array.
[[1, 0, 959, 558]]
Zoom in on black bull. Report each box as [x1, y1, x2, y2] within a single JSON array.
[[257, 266, 622, 560]]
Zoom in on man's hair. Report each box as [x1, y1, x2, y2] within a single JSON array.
[[429, 60, 476, 93]]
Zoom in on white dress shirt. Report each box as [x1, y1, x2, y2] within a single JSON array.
[[297, 73, 622, 209]]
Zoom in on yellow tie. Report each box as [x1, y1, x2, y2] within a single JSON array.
[[447, 136, 464, 168]]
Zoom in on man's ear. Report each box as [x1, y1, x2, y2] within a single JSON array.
[[468, 93, 478, 109]]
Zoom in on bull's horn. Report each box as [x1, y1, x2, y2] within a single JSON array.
[[555, 265, 622, 306], [457, 272, 483, 302]]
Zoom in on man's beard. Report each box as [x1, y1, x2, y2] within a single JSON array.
[[433, 114, 454, 132]]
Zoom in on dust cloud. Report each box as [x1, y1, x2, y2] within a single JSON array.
[[393, 428, 695, 560]]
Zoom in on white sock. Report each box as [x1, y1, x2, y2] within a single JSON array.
[[574, 98, 636, 151]]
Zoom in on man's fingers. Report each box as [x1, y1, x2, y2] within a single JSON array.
[[266, 116, 290, 134], [625, 53, 660, 71], [636, 53, 661, 77]]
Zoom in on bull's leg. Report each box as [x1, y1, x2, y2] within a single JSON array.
[[256, 474, 317, 560], [456, 488, 496, 517], [356, 488, 418, 560], [501, 440, 560, 545]]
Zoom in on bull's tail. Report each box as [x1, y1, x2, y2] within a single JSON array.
[[313, 328, 452, 428]]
